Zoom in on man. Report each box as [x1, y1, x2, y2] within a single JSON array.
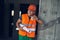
[[16, 4, 43, 40]]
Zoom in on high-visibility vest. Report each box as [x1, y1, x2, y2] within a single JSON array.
[[27, 19, 36, 38], [18, 14, 36, 38]]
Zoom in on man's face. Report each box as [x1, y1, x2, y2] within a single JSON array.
[[27, 10, 36, 16]]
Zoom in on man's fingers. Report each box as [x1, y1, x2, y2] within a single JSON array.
[[33, 15, 38, 20]]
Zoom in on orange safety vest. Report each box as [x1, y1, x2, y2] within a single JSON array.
[[18, 14, 36, 38]]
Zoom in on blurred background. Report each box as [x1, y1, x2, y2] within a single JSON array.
[[0, 0, 60, 40]]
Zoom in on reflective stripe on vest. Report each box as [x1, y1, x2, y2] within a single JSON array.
[[27, 19, 36, 38], [28, 28, 36, 32], [20, 24, 32, 27]]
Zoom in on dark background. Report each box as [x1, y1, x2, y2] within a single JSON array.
[[0, 0, 39, 40]]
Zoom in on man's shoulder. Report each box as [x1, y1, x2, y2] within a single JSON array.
[[22, 13, 27, 16]]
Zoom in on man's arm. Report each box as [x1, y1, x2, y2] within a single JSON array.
[[16, 19, 22, 28], [37, 19, 43, 25], [33, 15, 43, 25], [16, 18, 30, 32]]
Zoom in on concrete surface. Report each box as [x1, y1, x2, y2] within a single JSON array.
[[37, 0, 60, 40]]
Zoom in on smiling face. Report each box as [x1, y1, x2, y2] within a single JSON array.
[[27, 4, 36, 17], [27, 10, 36, 17]]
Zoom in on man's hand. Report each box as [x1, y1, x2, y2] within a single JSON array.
[[32, 15, 43, 25], [16, 27, 23, 30], [38, 20, 43, 25], [33, 15, 38, 20], [23, 27, 30, 33]]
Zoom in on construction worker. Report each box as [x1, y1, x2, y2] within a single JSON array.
[[16, 4, 43, 40]]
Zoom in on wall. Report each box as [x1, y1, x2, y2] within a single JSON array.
[[37, 0, 60, 40]]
